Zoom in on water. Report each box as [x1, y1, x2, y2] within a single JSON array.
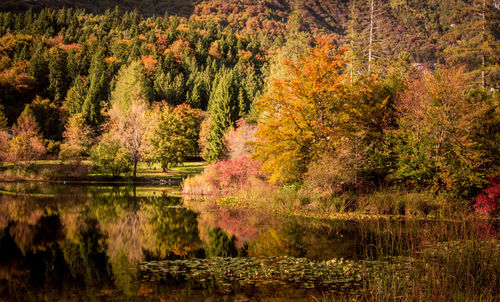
[[0, 183, 497, 301]]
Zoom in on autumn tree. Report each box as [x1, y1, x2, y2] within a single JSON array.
[[59, 113, 93, 161], [392, 66, 494, 197], [9, 107, 46, 167], [252, 40, 391, 184], [0, 103, 9, 164]]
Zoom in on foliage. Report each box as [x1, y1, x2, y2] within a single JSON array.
[[392, 67, 491, 197], [108, 60, 151, 177], [8, 107, 46, 167], [253, 39, 391, 184], [25, 96, 65, 141], [59, 113, 93, 160], [90, 134, 132, 177], [222, 118, 257, 160], [203, 69, 240, 162], [183, 156, 263, 196], [474, 175, 500, 216], [142, 103, 204, 171]]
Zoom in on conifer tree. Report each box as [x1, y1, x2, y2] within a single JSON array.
[[443, 0, 500, 89], [64, 76, 87, 116], [28, 44, 49, 95], [82, 50, 109, 128], [48, 47, 70, 104], [203, 69, 239, 162]]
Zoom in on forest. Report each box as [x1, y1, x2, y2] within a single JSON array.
[[0, 0, 497, 213]]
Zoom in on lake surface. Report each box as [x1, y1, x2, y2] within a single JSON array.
[[0, 183, 498, 301]]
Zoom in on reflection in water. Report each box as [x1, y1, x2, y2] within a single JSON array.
[[0, 183, 498, 300]]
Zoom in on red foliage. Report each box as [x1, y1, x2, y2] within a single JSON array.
[[203, 156, 264, 194], [474, 176, 500, 216], [215, 156, 263, 191]]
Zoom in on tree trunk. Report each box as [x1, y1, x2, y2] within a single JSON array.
[[368, 0, 374, 73], [133, 159, 138, 178]]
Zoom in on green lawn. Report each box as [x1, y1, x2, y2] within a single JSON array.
[[0, 160, 206, 183]]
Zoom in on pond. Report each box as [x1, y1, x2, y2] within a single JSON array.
[[0, 183, 498, 301]]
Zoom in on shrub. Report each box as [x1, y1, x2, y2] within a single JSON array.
[[91, 134, 132, 177], [474, 175, 500, 216], [183, 156, 264, 196]]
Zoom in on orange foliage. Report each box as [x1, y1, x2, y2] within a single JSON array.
[[253, 39, 376, 183], [141, 55, 157, 75]]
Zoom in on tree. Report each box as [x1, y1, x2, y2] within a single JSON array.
[[0, 103, 9, 164], [28, 44, 49, 95], [82, 50, 109, 128], [25, 96, 65, 141], [9, 107, 45, 167], [48, 47, 70, 104], [64, 76, 87, 116], [392, 66, 491, 197], [91, 133, 131, 177], [252, 40, 390, 184], [143, 103, 204, 171], [442, 0, 500, 89], [108, 60, 151, 177], [59, 113, 93, 160], [203, 69, 240, 162]]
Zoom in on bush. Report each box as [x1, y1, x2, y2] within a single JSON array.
[[183, 156, 264, 196], [474, 175, 500, 217], [91, 135, 132, 177]]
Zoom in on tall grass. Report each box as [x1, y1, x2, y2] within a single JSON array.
[[360, 217, 500, 301]]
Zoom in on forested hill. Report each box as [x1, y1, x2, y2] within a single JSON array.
[[3, 0, 499, 66], [0, 0, 197, 17], [0, 1, 498, 144]]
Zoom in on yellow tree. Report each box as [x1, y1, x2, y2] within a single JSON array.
[[252, 39, 389, 184]]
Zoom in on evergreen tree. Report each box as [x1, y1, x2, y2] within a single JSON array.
[[28, 44, 49, 96], [48, 47, 70, 104], [82, 50, 109, 128], [64, 76, 87, 116], [203, 69, 239, 162], [443, 0, 500, 89]]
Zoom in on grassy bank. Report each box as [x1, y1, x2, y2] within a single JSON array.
[[0, 160, 205, 183]]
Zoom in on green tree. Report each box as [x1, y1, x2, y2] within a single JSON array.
[[393, 67, 491, 197], [48, 47, 70, 104], [28, 44, 49, 95], [26, 96, 65, 141], [82, 50, 109, 128], [91, 134, 131, 177], [203, 69, 239, 162], [143, 103, 203, 171], [442, 0, 500, 89], [64, 76, 87, 116]]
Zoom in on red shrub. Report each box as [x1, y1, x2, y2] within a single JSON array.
[[474, 176, 500, 216]]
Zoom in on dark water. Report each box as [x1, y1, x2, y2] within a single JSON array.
[[0, 183, 497, 301]]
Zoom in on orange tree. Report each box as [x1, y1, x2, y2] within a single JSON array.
[[252, 40, 391, 184]]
